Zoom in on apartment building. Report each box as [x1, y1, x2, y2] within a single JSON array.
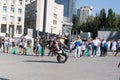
[[25, 0, 63, 37], [0, 0, 25, 37], [77, 6, 93, 23]]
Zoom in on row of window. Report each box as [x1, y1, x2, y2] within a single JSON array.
[[1, 24, 22, 34], [2, 16, 21, 22], [3, 6, 22, 14], [3, 0, 23, 5]]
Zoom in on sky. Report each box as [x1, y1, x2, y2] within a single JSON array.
[[76, 0, 120, 16]]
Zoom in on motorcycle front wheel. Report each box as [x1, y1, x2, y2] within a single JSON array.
[[57, 53, 68, 63]]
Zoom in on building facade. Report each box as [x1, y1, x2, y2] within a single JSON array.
[[25, 0, 63, 37], [55, 0, 75, 35], [77, 6, 93, 23], [0, 0, 25, 37], [55, 0, 76, 20]]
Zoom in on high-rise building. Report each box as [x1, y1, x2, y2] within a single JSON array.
[[25, 0, 63, 37], [55, 0, 76, 35], [77, 6, 93, 23], [55, 0, 76, 20], [0, 0, 25, 37]]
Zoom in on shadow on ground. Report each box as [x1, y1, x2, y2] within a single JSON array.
[[23, 60, 58, 64], [0, 77, 9, 80]]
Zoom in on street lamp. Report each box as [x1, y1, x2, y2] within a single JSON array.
[[33, 10, 37, 39], [51, 26, 52, 34]]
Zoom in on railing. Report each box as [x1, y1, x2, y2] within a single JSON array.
[[100, 28, 120, 31]]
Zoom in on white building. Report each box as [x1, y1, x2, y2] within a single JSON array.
[[0, 0, 25, 37], [77, 6, 93, 23], [25, 0, 63, 37]]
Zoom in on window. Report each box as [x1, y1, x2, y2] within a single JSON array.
[[16, 26, 22, 34], [3, 0, 7, 3], [18, 8, 22, 14], [10, 16, 14, 22], [2, 15, 6, 21], [11, 0, 15, 4], [18, 0, 22, 5], [3, 6, 7, 12], [54, 7, 57, 12], [18, 17, 21, 22], [54, 14, 57, 18], [1, 24, 7, 33], [53, 20, 57, 25], [10, 8, 14, 13]]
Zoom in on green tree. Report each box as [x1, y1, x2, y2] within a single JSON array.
[[116, 14, 120, 30], [92, 14, 100, 36], [72, 15, 79, 33], [107, 9, 117, 28], [99, 8, 106, 28]]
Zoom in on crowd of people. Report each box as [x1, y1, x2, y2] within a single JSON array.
[[70, 36, 120, 57], [0, 33, 120, 58]]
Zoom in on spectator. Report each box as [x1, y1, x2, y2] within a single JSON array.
[[103, 41, 108, 57], [22, 39, 27, 55], [91, 37, 101, 57], [114, 39, 120, 56], [81, 42, 86, 56], [111, 39, 117, 55], [4, 33, 9, 53], [74, 36, 82, 58]]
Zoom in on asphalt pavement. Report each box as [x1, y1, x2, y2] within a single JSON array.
[[0, 48, 120, 80]]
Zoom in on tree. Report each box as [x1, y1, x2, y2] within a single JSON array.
[[116, 14, 120, 30], [92, 14, 101, 36], [99, 8, 106, 28], [107, 9, 117, 28], [72, 15, 79, 33]]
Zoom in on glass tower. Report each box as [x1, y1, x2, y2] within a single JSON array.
[[55, 0, 76, 21]]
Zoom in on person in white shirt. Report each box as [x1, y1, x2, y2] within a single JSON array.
[[4, 33, 9, 53], [22, 39, 27, 55], [111, 39, 117, 55], [81, 42, 86, 56], [91, 37, 101, 57]]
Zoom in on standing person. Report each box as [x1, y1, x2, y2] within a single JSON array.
[[70, 38, 75, 50], [0, 36, 2, 48], [114, 39, 120, 56], [18, 36, 24, 53], [91, 37, 101, 57], [2, 39, 4, 51], [81, 42, 86, 56], [39, 35, 47, 56], [87, 37, 93, 56], [4, 33, 9, 53], [33, 37, 40, 56], [103, 41, 108, 57], [22, 39, 27, 55], [69, 38, 75, 56], [111, 39, 117, 55], [100, 38, 106, 57], [74, 36, 82, 58], [107, 40, 111, 50]]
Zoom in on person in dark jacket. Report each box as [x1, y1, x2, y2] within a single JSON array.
[[39, 35, 47, 56]]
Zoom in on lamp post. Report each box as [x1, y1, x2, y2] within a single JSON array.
[[33, 10, 37, 39], [51, 26, 52, 34]]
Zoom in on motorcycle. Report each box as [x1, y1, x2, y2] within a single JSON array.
[[48, 45, 68, 63], [56, 48, 68, 63]]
